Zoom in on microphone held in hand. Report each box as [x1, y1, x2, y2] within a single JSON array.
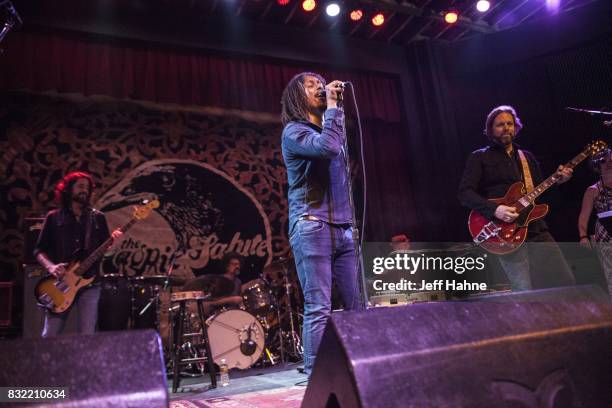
[[318, 81, 350, 98]]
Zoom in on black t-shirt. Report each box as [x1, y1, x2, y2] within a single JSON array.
[[34, 207, 111, 280]]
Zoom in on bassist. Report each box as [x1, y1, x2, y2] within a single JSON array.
[[458, 105, 575, 291], [35, 171, 121, 337]]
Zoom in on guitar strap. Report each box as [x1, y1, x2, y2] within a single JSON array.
[[518, 150, 535, 193], [84, 208, 94, 256]]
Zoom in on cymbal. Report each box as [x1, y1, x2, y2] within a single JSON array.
[[130, 275, 186, 287], [182, 274, 235, 298], [262, 257, 294, 276]]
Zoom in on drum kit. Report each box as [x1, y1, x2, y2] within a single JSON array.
[[97, 274, 187, 333], [98, 256, 303, 376]]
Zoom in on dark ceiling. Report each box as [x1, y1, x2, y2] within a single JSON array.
[[154, 0, 601, 44], [4, 0, 604, 46]]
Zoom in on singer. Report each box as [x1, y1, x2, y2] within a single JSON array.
[[280, 72, 361, 376]]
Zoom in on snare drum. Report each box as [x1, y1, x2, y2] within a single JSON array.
[[206, 309, 265, 369]]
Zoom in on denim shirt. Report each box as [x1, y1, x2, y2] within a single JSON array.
[[281, 108, 352, 233]]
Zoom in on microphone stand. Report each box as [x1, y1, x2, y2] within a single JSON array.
[[0, 19, 14, 46], [0, 1, 22, 47], [566, 107, 612, 116], [139, 246, 183, 322], [338, 84, 368, 309]]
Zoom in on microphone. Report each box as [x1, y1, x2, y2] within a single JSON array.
[[317, 82, 350, 98]]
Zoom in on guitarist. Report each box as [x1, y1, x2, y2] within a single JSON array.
[[458, 105, 575, 291], [34, 171, 122, 337]]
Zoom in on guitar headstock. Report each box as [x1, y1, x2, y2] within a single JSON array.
[[586, 140, 608, 156], [133, 200, 160, 220]]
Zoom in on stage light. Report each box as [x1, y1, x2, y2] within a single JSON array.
[[350, 9, 363, 21], [326, 3, 340, 17], [444, 11, 458, 24], [476, 0, 490, 13], [546, 0, 561, 12], [302, 0, 316, 12], [371, 13, 385, 27], [277, 0, 290, 6]]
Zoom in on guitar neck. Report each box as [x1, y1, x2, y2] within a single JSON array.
[[75, 218, 137, 276], [521, 149, 590, 204]]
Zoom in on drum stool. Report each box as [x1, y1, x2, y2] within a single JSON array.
[[170, 291, 217, 392]]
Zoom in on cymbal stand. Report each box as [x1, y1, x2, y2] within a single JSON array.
[[139, 247, 183, 332], [280, 262, 303, 361], [138, 284, 163, 333]]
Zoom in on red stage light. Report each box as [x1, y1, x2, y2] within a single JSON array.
[[277, 0, 290, 5], [302, 0, 316, 12], [444, 11, 459, 24], [350, 9, 364, 21], [371, 13, 385, 27]]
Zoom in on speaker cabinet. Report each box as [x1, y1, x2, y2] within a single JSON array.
[[303, 285, 612, 407], [0, 330, 168, 407]]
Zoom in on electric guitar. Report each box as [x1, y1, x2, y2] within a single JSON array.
[[468, 141, 608, 255], [35, 200, 160, 313]]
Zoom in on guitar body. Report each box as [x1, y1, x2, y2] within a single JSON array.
[[468, 182, 549, 255], [34, 260, 95, 314], [33, 199, 160, 314]]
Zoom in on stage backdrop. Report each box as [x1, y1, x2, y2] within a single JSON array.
[[0, 29, 415, 282], [0, 91, 285, 283]]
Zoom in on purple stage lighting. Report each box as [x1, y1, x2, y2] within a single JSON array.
[[546, 0, 561, 12]]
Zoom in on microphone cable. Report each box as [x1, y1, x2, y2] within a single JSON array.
[[342, 82, 369, 308]]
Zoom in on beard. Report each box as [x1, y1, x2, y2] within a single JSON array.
[[493, 133, 514, 145], [307, 97, 326, 115], [73, 192, 89, 205]]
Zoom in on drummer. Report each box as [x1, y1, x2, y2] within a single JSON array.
[[200, 252, 248, 315]]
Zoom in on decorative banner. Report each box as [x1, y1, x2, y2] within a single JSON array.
[[97, 159, 273, 282], [0, 92, 288, 284]]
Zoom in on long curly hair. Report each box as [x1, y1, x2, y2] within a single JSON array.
[[280, 72, 325, 127], [483, 105, 524, 139], [54, 171, 94, 208], [221, 251, 243, 273]]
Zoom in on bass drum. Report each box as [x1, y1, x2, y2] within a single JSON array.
[[206, 309, 265, 370]]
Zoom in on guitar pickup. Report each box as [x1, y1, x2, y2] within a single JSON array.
[[39, 293, 54, 308], [473, 221, 501, 244], [518, 197, 531, 207], [54, 280, 70, 293]]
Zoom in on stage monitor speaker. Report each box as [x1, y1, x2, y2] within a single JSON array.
[[303, 285, 612, 408], [0, 330, 168, 407]]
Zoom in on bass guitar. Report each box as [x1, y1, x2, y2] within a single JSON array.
[[469, 141, 608, 255], [35, 200, 159, 313]]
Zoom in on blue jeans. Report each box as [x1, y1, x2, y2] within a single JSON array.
[[289, 219, 362, 375], [498, 231, 575, 291], [42, 285, 101, 337]]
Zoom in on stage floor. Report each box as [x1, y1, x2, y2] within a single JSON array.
[[168, 362, 307, 407]]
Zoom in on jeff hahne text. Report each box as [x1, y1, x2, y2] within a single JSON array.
[[370, 253, 488, 292]]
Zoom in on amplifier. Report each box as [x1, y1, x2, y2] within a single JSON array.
[[23, 216, 44, 265]]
